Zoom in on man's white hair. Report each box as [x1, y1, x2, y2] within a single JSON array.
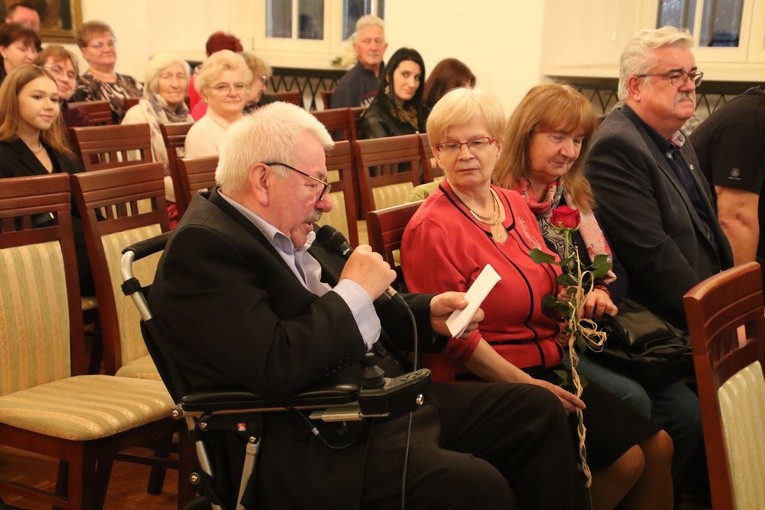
[[216, 102, 334, 194], [618, 26, 694, 101]]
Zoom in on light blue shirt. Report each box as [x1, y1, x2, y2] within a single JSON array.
[[219, 192, 381, 350]]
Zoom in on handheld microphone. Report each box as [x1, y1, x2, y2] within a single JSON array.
[[316, 225, 398, 299]]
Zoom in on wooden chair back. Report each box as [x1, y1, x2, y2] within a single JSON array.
[[366, 200, 423, 291], [71, 123, 153, 172], [317, 141, 359, 246], [320, 89, 333, 109], [177, 156, 218, 211], [313, 107, 358, 141], [0, 173, 86, 379], [68, 100, 114, 126], [71, 163, 170, 377], [419, 132, 443, 180], [353, 134, 424, 215], [159, 122, 194, 211], [683, 261, 765, 510], [273, 90, 303, 108]]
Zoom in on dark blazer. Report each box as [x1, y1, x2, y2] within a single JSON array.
[[585, 106, 733, 329], [0, 138, 82, 178], [148, 188, 437, 508], [0, 139, 94, 294]]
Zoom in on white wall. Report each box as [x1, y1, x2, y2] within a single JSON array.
[[71, 0, 548, 115], [385, 0, 547, 115]]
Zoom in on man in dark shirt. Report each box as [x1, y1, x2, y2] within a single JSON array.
[[330, 15, 387, 108], [691, 86, 765, 284]]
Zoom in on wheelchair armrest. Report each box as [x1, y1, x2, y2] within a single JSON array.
[[179, 384, 360, 413]]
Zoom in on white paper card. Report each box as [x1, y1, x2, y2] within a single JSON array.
[[446, 264, 501, 338]]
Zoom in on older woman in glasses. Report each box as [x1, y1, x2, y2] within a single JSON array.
[[34, 45, 89, 127], [71, 20, 142, 123], [122, 52, 193, 223], [401, 87, 673, 510], [184, 50, 251, 158]]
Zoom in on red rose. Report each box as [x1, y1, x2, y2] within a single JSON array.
[[550, 206, 580, 229]]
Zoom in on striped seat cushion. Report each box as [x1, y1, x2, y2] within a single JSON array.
[[719, 360, 765, 508], [373, 183, 414, 211], [0, 375, 173, 441], [101, 224, 162, 368], [115, 354, 161, 380]]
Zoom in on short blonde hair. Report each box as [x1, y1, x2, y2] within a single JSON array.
[[239, 52, 271, 81], [194, 50, 252, 93], [217, 102, 333, 194], [426, 87, 506, 153], [144, 52, 190, 94], [618, 26, 695, 101]]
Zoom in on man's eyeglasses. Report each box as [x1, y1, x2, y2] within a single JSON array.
[[87, 39, 117, 50], [45, 64, 77, 81], [435, 137, 497, 154], [635, 70, 704, 88], [265, 162, 331, 201], [210, 82, 247, 95]]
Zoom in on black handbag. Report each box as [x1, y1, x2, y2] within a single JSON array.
[[592, 298, 693, 390]]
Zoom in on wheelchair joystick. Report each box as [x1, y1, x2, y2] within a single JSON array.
[[362, 352, 386, 388]]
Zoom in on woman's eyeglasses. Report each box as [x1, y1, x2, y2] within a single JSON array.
[[436, 137, 497, 154], [210, 82, 247, 95]]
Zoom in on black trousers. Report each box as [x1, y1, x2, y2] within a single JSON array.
[[360, 382, 588, 510]]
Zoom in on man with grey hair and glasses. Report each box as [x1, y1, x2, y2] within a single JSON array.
[[584, 25, 732, 488]]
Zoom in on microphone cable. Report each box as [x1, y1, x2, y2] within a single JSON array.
[[315, 225, 420, 510]]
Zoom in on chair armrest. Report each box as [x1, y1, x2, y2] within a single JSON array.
[[180, 384, 360, 413]]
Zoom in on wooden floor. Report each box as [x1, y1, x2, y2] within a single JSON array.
[[0, 445, 178, 510], [0, 443, 713, 510]]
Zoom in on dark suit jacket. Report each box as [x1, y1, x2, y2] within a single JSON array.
[[585, 107, 733, 329], [0, 139, 94, 294], [0, 138, 82, 178], [149, 188, 439, 508]]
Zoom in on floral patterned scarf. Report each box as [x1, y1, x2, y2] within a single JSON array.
[[514, 178, 616, 284]]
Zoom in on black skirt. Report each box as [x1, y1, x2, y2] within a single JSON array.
[[530, 365, 660, 469]]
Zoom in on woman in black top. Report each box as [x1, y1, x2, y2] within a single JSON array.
[[358, 47, 427, 139], [0, 65, 93, 294]]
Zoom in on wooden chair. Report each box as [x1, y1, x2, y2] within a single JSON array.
[[68, 100, 114, 126], [419, 132, 443, 180], [683, 261, 765, 510], [366, 200, 423, 291], [0, 173, 178, 509], [320, 89, 333, 109], [159, 122, 194, 212], [316, 140, 360, 247], [177, 156, 218, 211], [313, 107, 358, 141], [273, 90, 304, 108], [123, 97, 140, 111], [70, 123, 153, 172], [71, 163, 170, 379], [353, 134, 425, 216]]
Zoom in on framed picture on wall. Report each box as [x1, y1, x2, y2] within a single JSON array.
[[2, 0, 83, 43]]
